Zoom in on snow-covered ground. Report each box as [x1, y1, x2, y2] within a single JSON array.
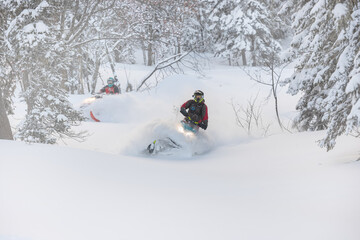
[[1, 60, 360, 240]]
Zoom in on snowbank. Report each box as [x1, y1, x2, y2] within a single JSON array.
[[1, 130, 360, 240], [2, 62, 360, 240]]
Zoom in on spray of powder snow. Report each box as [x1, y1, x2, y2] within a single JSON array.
[[122, 119, 215, 158]]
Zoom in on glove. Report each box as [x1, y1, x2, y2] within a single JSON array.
[[199, 122, 207, 130], [180, 108, 189, 117]]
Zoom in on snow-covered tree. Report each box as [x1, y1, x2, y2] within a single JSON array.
[[5, 0, 85, 144], [180, 0, 213, 53], [132, 0, 204, 66], [51, 0, 121, 94], [210, 0, 283, 66], [68, 0, 139, 93], [260, 0, 291, 40], [286, 0, 360, 150], [0, 0, 21, 140]]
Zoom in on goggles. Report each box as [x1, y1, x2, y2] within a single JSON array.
[[193, 94, 203, 102]]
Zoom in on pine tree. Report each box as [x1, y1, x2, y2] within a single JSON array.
[[287, 0, 360, 150], [5, 1, 85, 144], [210, 0, 283, 66], [0, 0, 20, 140], [134, 0, 202, 65]]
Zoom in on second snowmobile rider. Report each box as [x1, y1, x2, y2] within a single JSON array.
[[99, 77, 120, 94]]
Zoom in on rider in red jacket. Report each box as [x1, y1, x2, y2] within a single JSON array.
[[99, 77, 120, 94], [180, 90, 208, 130]]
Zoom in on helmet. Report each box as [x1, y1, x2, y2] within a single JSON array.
[[107, 77, 114, 87], [193, 90, 204, 102]]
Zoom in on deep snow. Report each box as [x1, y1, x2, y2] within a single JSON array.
[[1, 61, 360, 240]]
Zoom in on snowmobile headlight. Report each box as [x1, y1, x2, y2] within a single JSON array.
[[83, 97, 96, 104], [177, 124, 185, 133]]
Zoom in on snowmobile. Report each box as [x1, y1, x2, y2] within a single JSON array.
[[146, 119, 199, 155]]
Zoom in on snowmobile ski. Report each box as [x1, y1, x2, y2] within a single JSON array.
[[147, 140, 156, 154], [146, 138, 181, 154], [90, 111, 100, 122]]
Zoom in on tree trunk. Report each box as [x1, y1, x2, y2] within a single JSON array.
[[85, 75, 91, 93], [251, 36, 257, 66], [270, 64, 283, 130], [147, 42, 153, 66], [84, 57, 91, 93], [142, 44, 147, 66], [147, 24, 154, 66], [91, 56, 101, 94], [59, 0, 67, 40], [22, 70, 34, 111], [0, 89, 13, 140], [177, 37, 181, 54], [22, 70, 30, 91], [241, 49, 247, 66], [62, 70, 69, 92], [78, 54, 84, 94]]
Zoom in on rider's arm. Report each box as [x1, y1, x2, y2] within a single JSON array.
[[180, 100, 191, 117], [198, 104, 208, 129], [99, 86, 106, 93], [201, 104, 208, 122], [114, 86, 120, 94], [180, 108, 188, 117]]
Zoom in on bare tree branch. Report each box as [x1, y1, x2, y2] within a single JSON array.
[[136, 51, 192, 91], [231, 96, 271, 137]]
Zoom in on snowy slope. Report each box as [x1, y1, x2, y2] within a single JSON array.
[[1, 133, 360, 240], [1, 63, 360, 240]]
